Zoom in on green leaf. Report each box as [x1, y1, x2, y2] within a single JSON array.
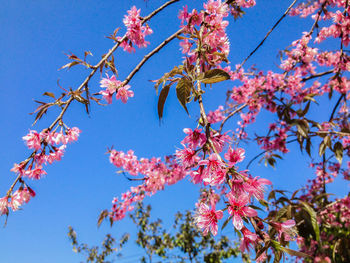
[[97, 209, 109, 227], [333, 141, 343, 164], [259, 199, 269, 208], [176, 77, 192, 114], [59, 61, 80, 70], [157, 85, 171, 120], [200, 69, 230, 84], [268, 190, 276, 201], [221, 216, 232, 231], [319, 136, 331, 156], [303, 93, 317, 102], [280, 246, 312, 258], [43, 92, 55, 99], [255, 241, 270, 260], [300, 201, 320, 242], [297, 101, 311, 117], [297, 119, 309, 138], [305, 138, 311, 157]]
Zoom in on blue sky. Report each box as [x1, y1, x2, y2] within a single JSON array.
[[0, 0, 348, 262]]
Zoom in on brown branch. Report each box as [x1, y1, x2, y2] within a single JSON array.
[[49, 0, 180, 131], [308, 1, 328, 37], [123, 28, 184, 86], [246, 139, 298, 169], [301, 70, 333, 82], [5, 0, 180, 200], [329, 94, 345, 122], [236, 0, 298, 71], [219, 104, 247, 133]]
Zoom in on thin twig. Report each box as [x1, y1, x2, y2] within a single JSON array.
[[236, 0, 298, 71], [246, 139, 298, 169], [123, 28, 184, 86], [5, 0, 180, 199], [219, 104, 246, 133], [302, 70, 333, 82], [329, 94, 345, 122]]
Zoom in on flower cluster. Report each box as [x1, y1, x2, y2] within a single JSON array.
[[109, 150, 189, 221], [99, 74, 134, 104], [118, 6, 153, 53], [0, 126, 81, 214], [179, 0, 230, 67]]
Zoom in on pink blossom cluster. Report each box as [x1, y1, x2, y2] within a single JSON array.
[[290, 1, 322, 18], [108, 125, 272, 248], [235, 0, 256, 8], [0, 126, 81, 214], [109, 150, 188, 221], [207, 106, 225, 124], [15, 127, 81, 180], [175, 128, 272, 242], [179, 0, 230, 67], [0, 187, 35, 215], [99, 74, 134, 104], [297, 196, 350, 261], [316, 9, 350, 46], [257, 121, 291, 154], [118, 6, 153, 53]]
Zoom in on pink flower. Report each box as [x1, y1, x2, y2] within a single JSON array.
[[256, 252, 267, 263], [190, 168, 204, 184], [182, 128, 206, 149], [121, 6, 153, 52], [23, 130, 41, 150], [47, 145, 66, 164], [10, 188, 33, 211], [179, 39, 192, 54], [109, 150, 126, 168], [240, 227, 258, 252], [116, 85, 134, 103], [175, 146, 200, 166], [204, 168, 226, 186], [178, 5, 189, 24], [244, 176, 272, 200], [100, 74, 122, 93], [271, 219, 296, 241], [0, 197, 9, 215], [25, 165, 47, 180], [227, 192, 257, 230], [195, 202, 223, 236], [224, 147, 245, 167], [66, 127, 81, 143], [10, 163, 25, 175], [210, 132, 231, 153], [207, 106, 225, 124], [100, 90, 113, 104], [198, 153, 225, 180], [54, 131, 68, 145]]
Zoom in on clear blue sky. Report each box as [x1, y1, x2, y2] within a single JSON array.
[[0, 0, 347, 262]]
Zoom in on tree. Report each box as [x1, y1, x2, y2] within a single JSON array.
[[70, 201, 243, 263], [1, 0, 349, 262]]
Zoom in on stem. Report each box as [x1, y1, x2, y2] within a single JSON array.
[[5, 0, 180, 199], [301, 70, 333, 82], [123, 28, 184, 86], [237, 0, 298, 71], [219, 104, 247, 133]]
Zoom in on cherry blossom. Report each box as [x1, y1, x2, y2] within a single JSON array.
[[195, 202, 223, 236], [227, 193, 257, 230]]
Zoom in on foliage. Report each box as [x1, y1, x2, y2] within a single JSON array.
[[70, 202, 243, 263], [68, 226, 129, 263], [2, 0, 350, 262]]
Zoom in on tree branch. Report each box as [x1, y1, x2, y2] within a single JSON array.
[[236, 0, 298, 71], [123, 28, 184, 86], [5, 0, 180, 199]]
